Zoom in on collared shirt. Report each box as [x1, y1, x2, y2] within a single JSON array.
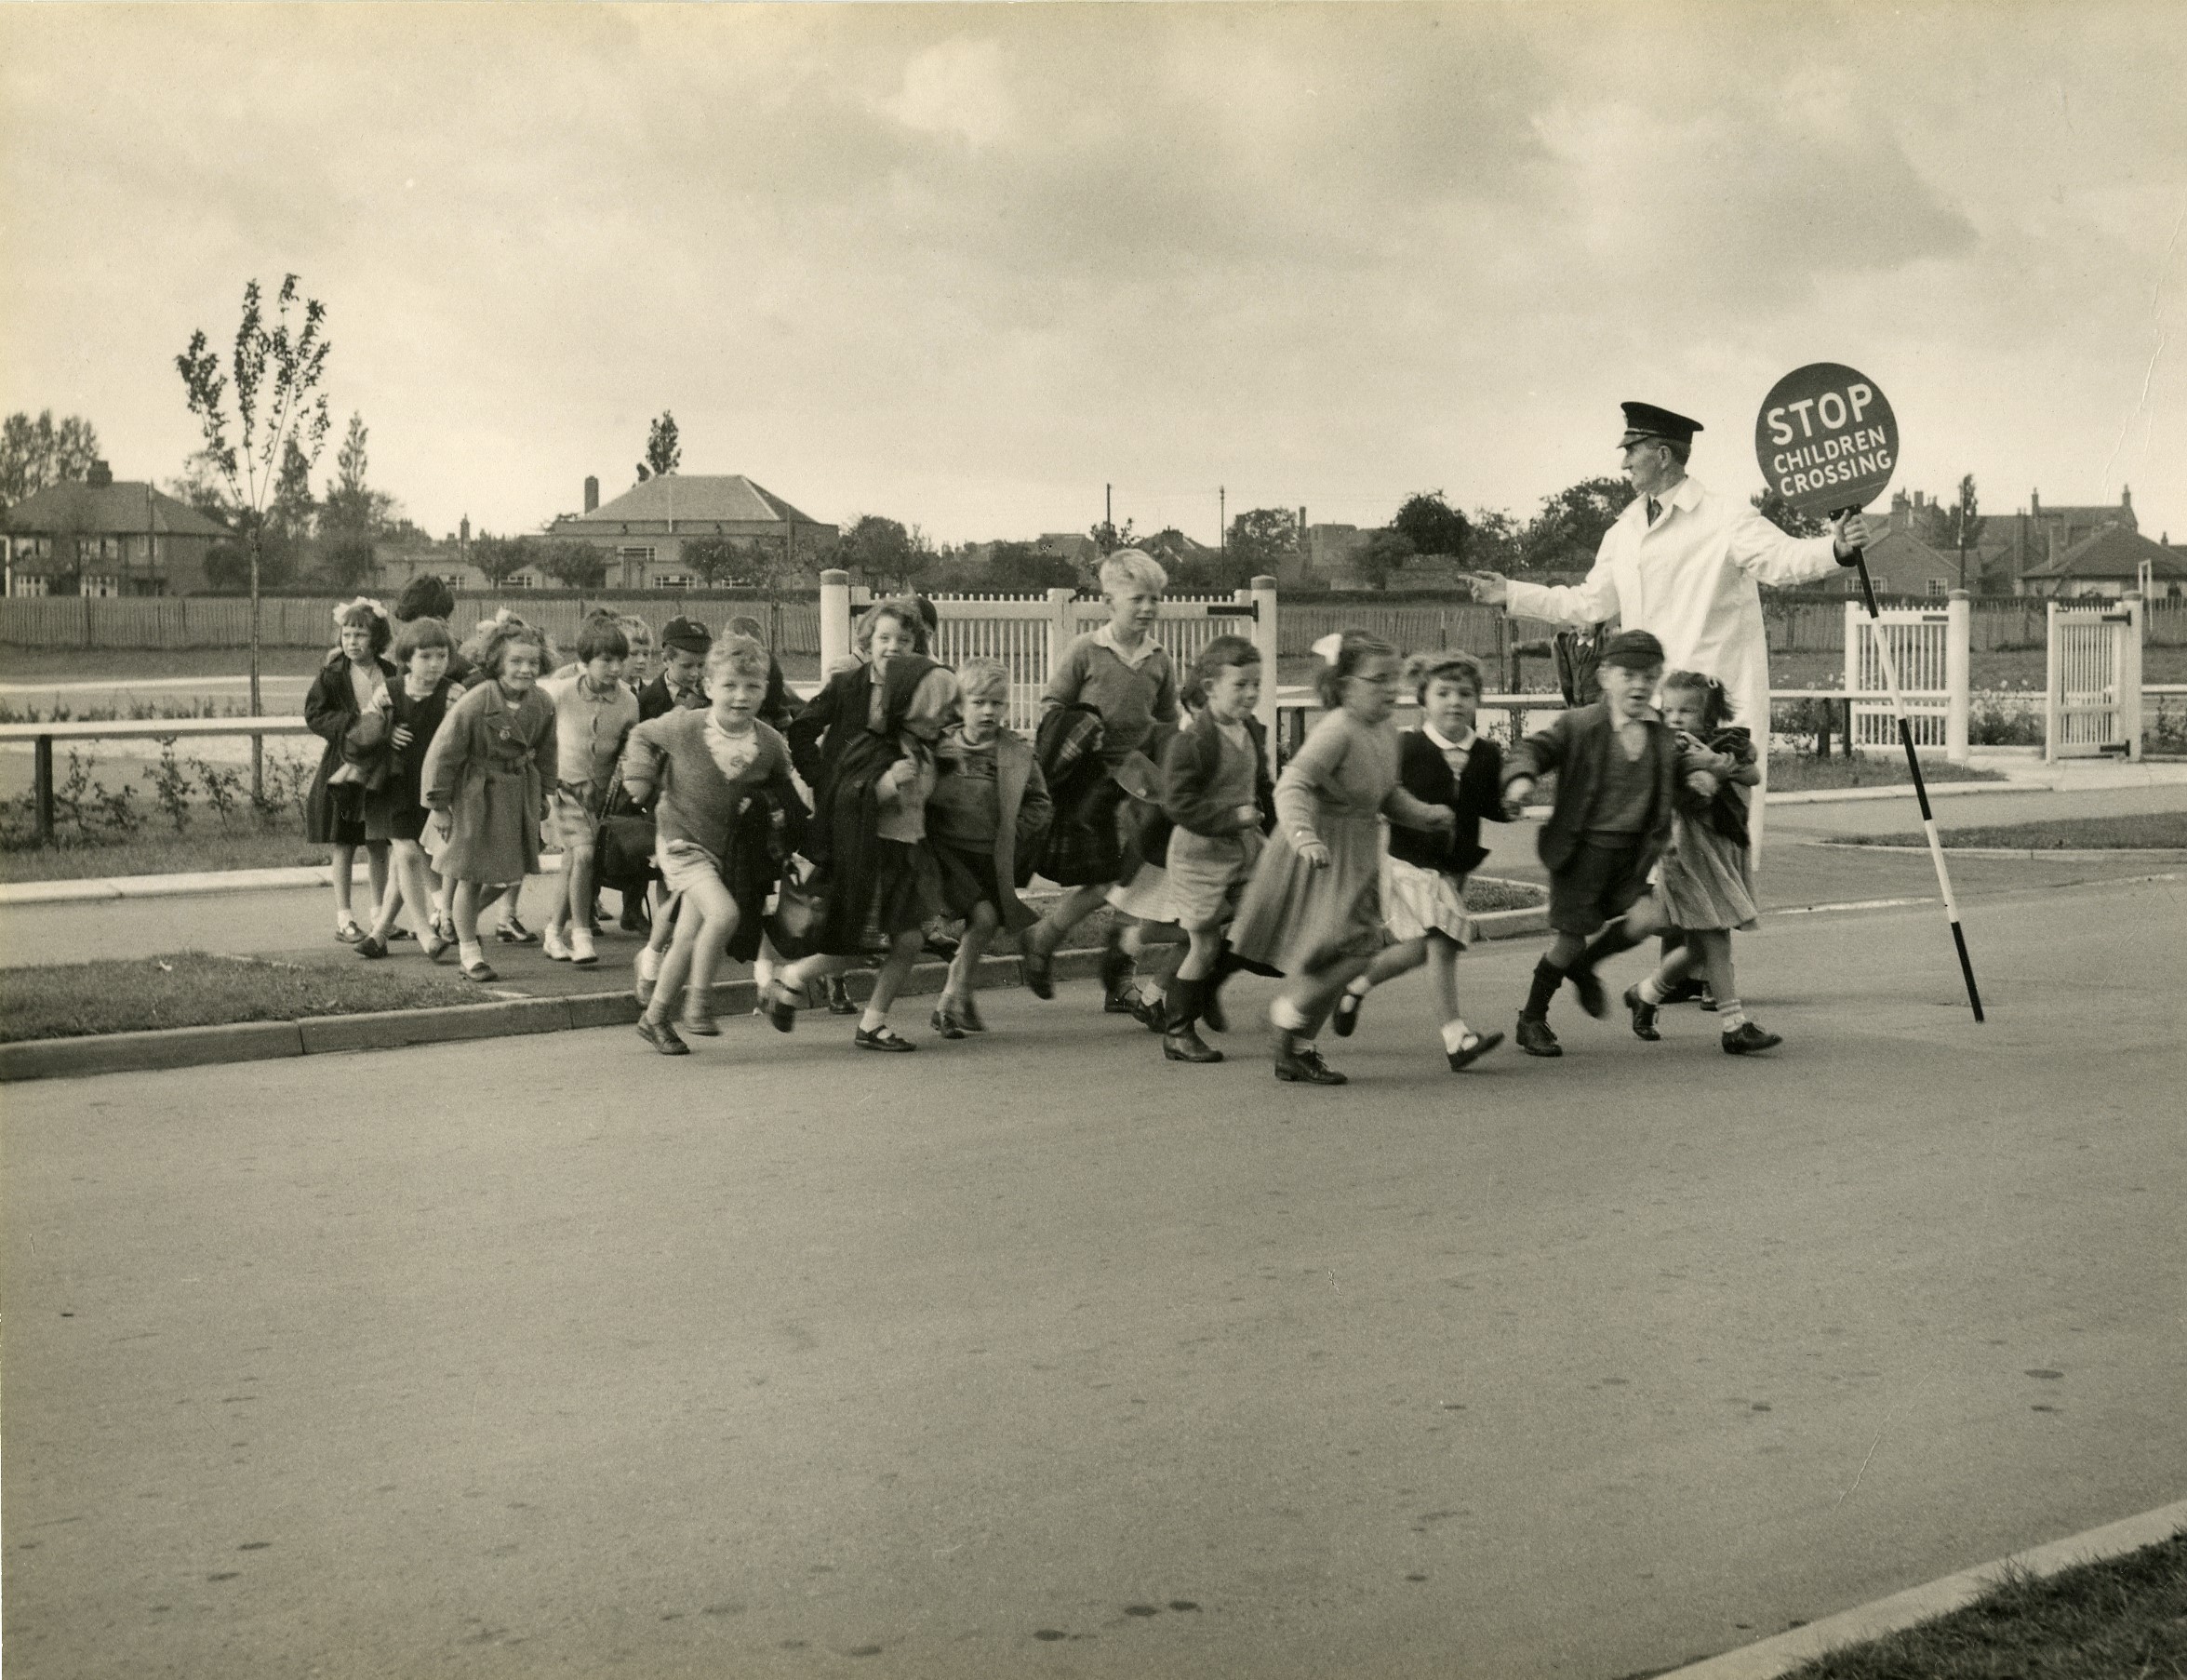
[[1094, 621, 1160, 670], [541, 670, 639, 788], [1421, 722, 1476, 781]]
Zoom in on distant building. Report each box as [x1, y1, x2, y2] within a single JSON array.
[[544, 474, 836, 590], [2, 460, 229, 596], [2016, 524, 2187, 599]]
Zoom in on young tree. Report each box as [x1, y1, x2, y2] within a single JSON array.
[[1227, 507, 1300, 577], [1936, 474, 1985, 590], [1355, 528, 1416, 591], [1519, 475, 1634, 573], [1389, 490, 1471, 560], [317, 535, 380, 592], [539, 539, 607, 590], [1751, 487, 1826, 538], [1087, 515, 1137, 556], [320, 411, 399, 538], [176, 273, 332, 795], [681, 534, 740, 588], [470, 533, 534, 587], [166, 448, 235, 520], [987, 540, 1079, 593], [634, 411, 681, 482], [0, 409, 103, 518]]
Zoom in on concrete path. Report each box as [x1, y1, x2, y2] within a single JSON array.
[[4, 875, 2182, 1679]]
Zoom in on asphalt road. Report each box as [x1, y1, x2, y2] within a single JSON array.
[[5, 873, 2183, 1679]]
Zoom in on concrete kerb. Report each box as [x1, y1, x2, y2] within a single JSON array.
[[1657, 1497, 2187, 1680], [1804, 842, 2187, 863], [0, 905, 1554, 1085]]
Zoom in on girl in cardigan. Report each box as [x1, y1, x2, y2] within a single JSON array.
[[421, 617, 559, 982], [927, 658, 1053, 1039], [304, 599, 400, 943], [355, 615, 458, 960], [1622, 671, 1780, 1055], [1328, 651, 1508, 1071], [763, 656, 960, 1052], [1153, 635, 1274, 1065], [1228, 631, 1454, 1086], [620, 635, 806, 1055]]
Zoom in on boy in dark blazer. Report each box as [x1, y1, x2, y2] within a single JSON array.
[[1500, 629, 1678, 1058]]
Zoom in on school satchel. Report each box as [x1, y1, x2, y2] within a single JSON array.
[[765, 856, 831, 960], [593, 768, 658, 898]]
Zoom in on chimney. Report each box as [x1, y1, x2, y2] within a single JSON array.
[[2121, 484, 2132, 510], [87, 460, 113, 488], [584, 475, 599, 513], [2031, 489, 2041, 516], [460, 515, 471, 550]]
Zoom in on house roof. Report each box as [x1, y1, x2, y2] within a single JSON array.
[[4, 479, 230, 539], [2020, 524, 2187, 580], [560, 474, 825, 528]]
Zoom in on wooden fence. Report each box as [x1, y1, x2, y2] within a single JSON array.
[[1, 591, 2180, 656]]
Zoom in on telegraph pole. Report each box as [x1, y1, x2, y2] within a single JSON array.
[[1219, 486, 1226, 553]]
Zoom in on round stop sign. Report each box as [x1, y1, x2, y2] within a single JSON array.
[[1754, 363, 1899, 516]]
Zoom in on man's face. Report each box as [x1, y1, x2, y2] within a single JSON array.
[[1620, 438, 1676, 498]]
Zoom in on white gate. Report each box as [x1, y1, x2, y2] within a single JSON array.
[[820, 574, 1280, 738], [2046, 595, 2143, 760], [1844, 601, 1953, 750]]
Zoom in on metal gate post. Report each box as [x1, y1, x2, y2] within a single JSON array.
[[33, 732, 56, 845]]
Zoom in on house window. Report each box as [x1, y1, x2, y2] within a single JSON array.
[[620, 545, 656, 567], [503, 572, 537, 590], [82, 574, 121, 598], [1926, 579, 1948, 598], [652, 572, 694, 590], [9, 572, 49, 597]]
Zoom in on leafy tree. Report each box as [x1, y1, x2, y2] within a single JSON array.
[[1751, 487, 1826, 538], [839, 514, 914, 588], [1466, 507, 1523, 573], [1390, 490, 1470, 560], [1354, 528, 1416, 591], [320, 410, 401, 540], [1925, 474, 1985, 589], [0, 409, 102, 517], [539, 538, 607, 590], [986, 540, 1079, 593], [166, 449, 235, 520], [635, 411, 681, 482], [270, 437, 317, 540], [1088, 515, 1137, 557], [681, 534, 741, 588], [317, 534, 379, 592], [1519, 475, 1634, 573], [176, 273, 332, 796], [470, 533, 534, 587], [1226, 507, 1299, 578]]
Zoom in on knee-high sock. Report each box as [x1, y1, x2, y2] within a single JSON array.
[[1523, 957, 1566, 1020], [1164, 975, 1202, 1033]]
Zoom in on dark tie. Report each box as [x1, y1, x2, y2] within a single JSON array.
[[1646, 497, 1661, 526]]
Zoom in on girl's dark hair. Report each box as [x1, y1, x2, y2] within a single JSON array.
[[336, 601, 393, 656], [476, 617, 553, 680], [1314, 629, 1398, 711], [1182, 633, 1261, 709], [1660, 668, 1732, 730], [1403, 650, 1486, 704], [393, 615, 454, 664], [575, 611, 631, 664]]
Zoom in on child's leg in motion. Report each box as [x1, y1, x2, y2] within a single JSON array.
[[643, 873, 737, 1042], [1421, 931, 1500, 1065], [330, 844, 362, 934], [1623, 932, 1699, 1040], [1697, 930, 1779, 1052], [451, 880, 506, 977], [373, 841, 442, 950], [637, 889, 682, 1000], [1020, 883, 1110, 998], [558, 841, 600, 964], [1516, 929, 1590, 1054], [1161, 927, 1228, 1062], [1564, 896, 1661, 1016], [1127, 921, 1188, 1022], [766, 950, 848, 1032], [938, 901, 1001, 1031], [365, 842, 392, 926], [1335, 939, 1427, 1033], [856, 929, 926, 1047], [1270, 953, 1376, 1085]]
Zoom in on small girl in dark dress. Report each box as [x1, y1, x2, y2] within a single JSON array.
[[304, 598, 400, 943], [765, 655, 960, 1052], [355, 615, 457, 959]]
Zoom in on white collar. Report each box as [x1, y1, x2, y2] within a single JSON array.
[[1634, 475, 1703, 521], [1095, 622, 1158, 668], [1422, 722, 1475, 753]]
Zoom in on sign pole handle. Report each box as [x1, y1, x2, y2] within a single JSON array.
[[1839, 527, 1984, 1021]]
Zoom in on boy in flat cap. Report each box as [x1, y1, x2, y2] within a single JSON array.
[[1473, 399, 1872, 861], [1500, 628, 1679, 1058], [638, 616, 713, 722]]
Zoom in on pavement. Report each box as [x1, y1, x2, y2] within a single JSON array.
[[4, 870, 2184, 1679]]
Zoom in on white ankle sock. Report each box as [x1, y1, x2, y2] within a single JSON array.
[[1270, 996, 1312, 1032], [1345, 974, 1373, 998], [1718, 1000, 1747, 1031], [1439, 1019, 1472, 1054], [860, 1007, 888, 1033], [458, 939, 483, 967]]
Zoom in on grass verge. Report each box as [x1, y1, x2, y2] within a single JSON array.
[[0, 953, 485, 1043], [1785, 1530, 2187, 1680], [1767, 754, 2004, 792], [1834, 811, 2187, 850], [0, 828, 333, 883]]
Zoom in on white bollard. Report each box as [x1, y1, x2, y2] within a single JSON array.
[[1946, 589, 1971, 765], [819, 569, 851, 676], [1250, 574, 1280, 740]]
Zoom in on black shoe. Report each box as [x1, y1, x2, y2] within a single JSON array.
[[495, 915, 537, 945], [924, 930, 960, 963], [1331, 992, 1364, 1038], [930, 1003, 969, 1040], [1660, 975, 1706, 1006], [1446, 1030, 1502, 1071], [956, 995, 986, 1033], [1721, 1021, 1782, 1056], [1623, 985, 1661, 1042], [1200, 982, 1228, 1035], [1164, 1023, 1223, 1063], [620, 901, 650, 934], [1568, 965, 1607, 1019], [825, 977, 859, 1016], [1699, 987, 1719, 1013], [855, 1024, 918, 1052], [1273, 1030, 1346, 1085], [1100, 937, 1136, 1012], [761, 983, 798, 1033], [1125, 991, 1164, 1033], [637, 1017, 689, 1056], [355, 934, 389, 960], [1514, 1015, 1562, 1058], [1020, 942, 1054, 1001]]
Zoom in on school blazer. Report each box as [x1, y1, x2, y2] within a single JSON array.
[[1387, 730, 1505, 876], [1506, 702, 1678, 877], [1160, 711, 1276, 838], [784, 663, 867, 791]]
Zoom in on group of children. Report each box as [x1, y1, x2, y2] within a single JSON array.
[[302, 556, 1780, 1079]]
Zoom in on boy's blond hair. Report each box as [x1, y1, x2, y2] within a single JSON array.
[[1099, 549, 1167, 596], [954, 657, 1010, 700]]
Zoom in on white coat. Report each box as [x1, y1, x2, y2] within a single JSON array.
[[1503, 473, 1844, 860]]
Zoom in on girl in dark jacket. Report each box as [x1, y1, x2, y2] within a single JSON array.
[[304, 598, 400, 942], [1329, 652, 1510, 1072]]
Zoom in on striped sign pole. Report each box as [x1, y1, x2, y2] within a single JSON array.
[[1757, 362, 1983, 1020]]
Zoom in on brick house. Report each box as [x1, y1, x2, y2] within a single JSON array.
[[2016, 524, 2187, 599], [2, 460, 229, 596], [544, 474, 836, 590]]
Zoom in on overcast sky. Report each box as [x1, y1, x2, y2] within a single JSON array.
[[4, 2, 2183, 549]]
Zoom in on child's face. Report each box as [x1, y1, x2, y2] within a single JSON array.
[[870, 615, 918, 666], [339, 622, 375, 663], [1106, 584, 1160, 641], [407, 645, 449, 687], [623, 637, 656, 682], [1343, 655, 1403, 723], [663, 647, 706, 692], [1421, 675, 1479, 739], [961, 690, 1007, 740], [581, 653, 626, 689], [1599, 662, 1659, 720], [1660, 687, 1707, 734], [1204, 661, 1260, 723], [712, 671, 767, 727], [498, 644, 542, 696]]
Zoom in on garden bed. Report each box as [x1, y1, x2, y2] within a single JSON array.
[[0, 953, 483, 1043]]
